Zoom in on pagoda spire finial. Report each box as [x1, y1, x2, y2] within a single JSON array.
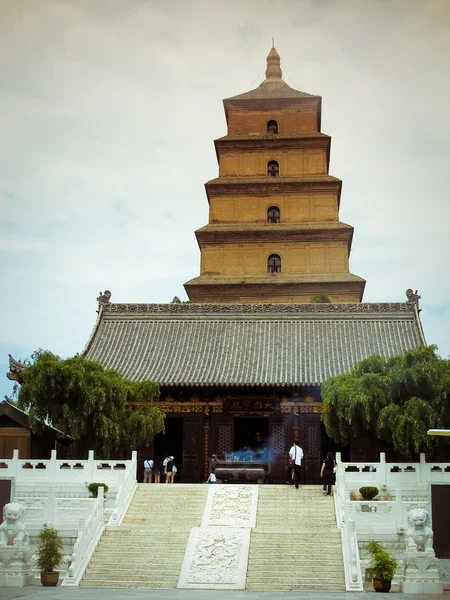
[[265, 44, 282, 79]]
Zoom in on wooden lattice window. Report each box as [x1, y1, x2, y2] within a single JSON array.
[[267, 120, 278, 134], [268, 254, 281, 273], [267, 206, 280, 223], [267, 160, 279, 177]]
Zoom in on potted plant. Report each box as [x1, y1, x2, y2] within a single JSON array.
[[367, 540, 398, 593], [360, 486, 379, 500], [36, 526, 64, 586]]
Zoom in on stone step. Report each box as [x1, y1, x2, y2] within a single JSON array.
[[246, 583, 345, 591], [81, 580, 177, 588], [83, 574, 179, 583], [86, 567, 181, 576]]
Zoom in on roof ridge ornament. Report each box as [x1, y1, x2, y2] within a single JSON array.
[[97, 290, 111, 313], [406, 288, 421, 308], [265, 46, 282, 79]]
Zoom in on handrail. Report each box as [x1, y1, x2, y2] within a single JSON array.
[[335, 472, 363, 591], [61, 487, 105, 586], [108, 451, 137, 526]]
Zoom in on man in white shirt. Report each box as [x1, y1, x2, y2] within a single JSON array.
[[289, 440, 304, 489], [143, 456, 154, 483]]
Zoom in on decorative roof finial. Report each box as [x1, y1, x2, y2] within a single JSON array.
[[406, 288, 421, 308], [97, 290, 111, 313], [265, 45, 282, 79]]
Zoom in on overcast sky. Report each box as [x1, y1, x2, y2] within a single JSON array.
[[1, 0, 449, 399]]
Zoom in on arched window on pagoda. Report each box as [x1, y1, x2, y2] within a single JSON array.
[[267, 160, 279, 177], [268, 254, 282, 273], [267, 120, 278, 134], [267, 206, 280, 223]]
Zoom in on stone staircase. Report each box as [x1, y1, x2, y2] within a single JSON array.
[[246, 485, 345, 591], [81, 484, 208, 588], [81, 483, 345, 590]]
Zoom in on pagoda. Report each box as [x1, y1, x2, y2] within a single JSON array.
[[185, 47, 365, 303]]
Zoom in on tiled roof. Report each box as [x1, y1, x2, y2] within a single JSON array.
[[227, 78, 316, 100], [83, 302, 425, 388]]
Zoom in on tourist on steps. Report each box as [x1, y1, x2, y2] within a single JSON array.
[[153, 456, 161, 483], [289, 440, 304, 489], [166, 456, 176, 484], [320, 452, 336, 496], [206, 469, 217, 484], [143, 456, 154, 483]]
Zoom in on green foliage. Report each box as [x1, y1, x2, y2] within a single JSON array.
[[311, 293, 331, 303], [359, 486, 379, 500], [322, 346, 450, 457], [17, 350, 165, 456], [367, 540, 398, 581], [36, 527, 64, 573], [87, 482, 109, 497]]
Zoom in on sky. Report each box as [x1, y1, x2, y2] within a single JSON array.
[[1, 0, 450, 399]]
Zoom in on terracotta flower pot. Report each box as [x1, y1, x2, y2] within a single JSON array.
[[373, 577, 391, 593], [40, 571, 59, 586]]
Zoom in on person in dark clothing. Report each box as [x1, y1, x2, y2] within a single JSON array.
[[320, 452, 336, 496], [153, 456, 161, 483]]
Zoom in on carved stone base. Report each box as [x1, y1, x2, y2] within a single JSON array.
[[177, 527, 251, 589], [403, 550, 443, 594], [0, 546, 34, 587]]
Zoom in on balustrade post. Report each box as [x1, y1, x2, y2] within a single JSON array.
[[11, 449, 19, 480], [419, 452, 427, 483], [48, 449, 58, 480], [379, 452, 387, 487], [87, 450, 95, 481], [394, 489, 403, 527]]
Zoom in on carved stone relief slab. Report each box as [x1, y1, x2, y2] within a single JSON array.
[[201, 484, 258, 528], [177, 527, 251, 589]]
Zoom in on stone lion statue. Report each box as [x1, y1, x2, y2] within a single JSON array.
[[0, 503, 29, 546], [406, 508, 433, 552]]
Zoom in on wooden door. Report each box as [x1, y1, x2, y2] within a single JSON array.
[[268, 415, 289, 483], [431, 484, 450, 558], [214, 416, 234, 458], [182, 416, 202, 483], [300, 414, 321, 484]]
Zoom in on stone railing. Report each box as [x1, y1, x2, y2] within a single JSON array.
[[0, 449, 135, 486], [334, 480, 363, 591], [108, 451, 138, 526], [62, 487, 105, 587], [336, 452, 450, 494]]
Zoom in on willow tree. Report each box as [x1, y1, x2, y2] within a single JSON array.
[[16, 350, 165, 456], [322, 346, 450, 457]]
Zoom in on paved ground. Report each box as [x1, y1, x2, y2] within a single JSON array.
[[1, 589, 450, 600]]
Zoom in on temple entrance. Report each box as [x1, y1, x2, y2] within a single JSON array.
[[153, 417, 183, 473], [233, 417, 269, 462]]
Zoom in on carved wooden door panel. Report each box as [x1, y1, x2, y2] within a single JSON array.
[[182, 417, 201, 483], [269, 415, 288, 483], [300, 414, 321, 484], [431, 484, 450, 558], [214, 416, 234, 458]]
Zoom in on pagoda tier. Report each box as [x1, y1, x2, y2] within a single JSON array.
[[184, 47, 365, 303]]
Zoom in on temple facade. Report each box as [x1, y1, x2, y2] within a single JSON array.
[[184, 47, 365, 304]]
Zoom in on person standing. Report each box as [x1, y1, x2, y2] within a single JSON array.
[[166, 456, 175, 484], [206, 469, 217, 484], [320, 452, 336, 496], [289, 440, 304, 490], [162, 455, 169, 483], [143, 456, 154, 483], [153, 456, 161, 483]]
